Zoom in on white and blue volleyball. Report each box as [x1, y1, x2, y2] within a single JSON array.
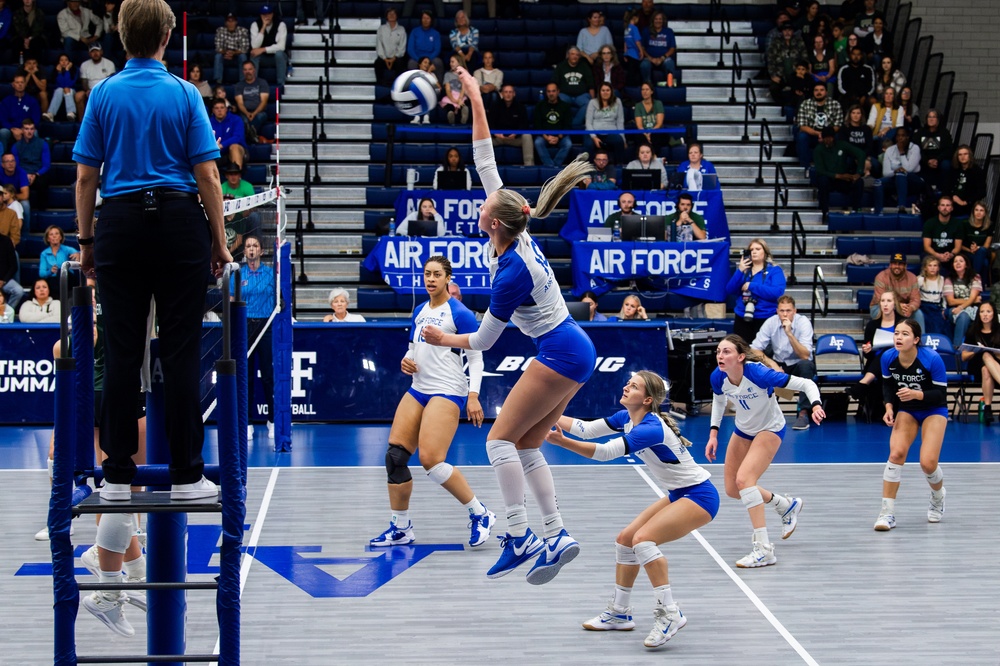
[[391, 70, 438, 116]]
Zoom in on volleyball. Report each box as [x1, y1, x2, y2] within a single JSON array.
[[391, 70, 438, 116]]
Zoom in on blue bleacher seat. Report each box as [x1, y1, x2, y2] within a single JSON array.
[[16, 236, 48, 260], [897, 213, 922, 232], [356, 287, 396, 311], [46, 187, 75, 209], [249, 144, 273, 163], [39, 123, 79, 142], [837, 237, 873, 256], [856, 289, 874, 312], [826, 212, 863, 231], [50, 143, 75, 161], [20, 261, 40, 287], [245, 164, 268, 185], [47, 163, 77, 187], [845, 264, 884, 284], [31, 210, 77, 234], [862, 213, 898, 231]]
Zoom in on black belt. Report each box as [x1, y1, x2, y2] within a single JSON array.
[[103, 188, 199, 207]]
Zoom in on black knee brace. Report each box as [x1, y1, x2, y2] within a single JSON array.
[[385, 444, 413, 484]]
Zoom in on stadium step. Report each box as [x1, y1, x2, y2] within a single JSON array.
[[726, 210, 823, 227], [294, 49, 376, 65], [292, 233, 363, 255], [692, 104, 785, 122], [716, 187, 814, 203], [289, 257, 361, 280], [280, 142, 374, 160], [294, 285, 358, 307], [281, 163, 369, 182], [288, 67, 375, 83], [695, 122, 793, 142], [811, 316, 867, 336], [293, 209, 365, 231], [281, 102, 373, 120], [285, 186, 366, 206], [283, 84, 375, 102], [730, 233, 835, 252], [679, 51, 764, 68]]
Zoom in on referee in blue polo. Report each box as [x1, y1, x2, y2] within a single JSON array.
[[235, 234, 277, 438], [74, 0, 232, 503]]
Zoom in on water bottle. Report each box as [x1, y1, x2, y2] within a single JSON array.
[[388, 218, 396, 237], [612, 219, 621, 242], [979, 398, 986, 423]]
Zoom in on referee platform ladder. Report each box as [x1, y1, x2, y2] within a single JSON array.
[[48, 262, 249, 665]]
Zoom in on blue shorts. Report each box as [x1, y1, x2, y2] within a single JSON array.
[[898, 406, 949, 424], [668, 478, 720, 519], [733, 425, 787, 442], [533, 317, 597, 384], [407, 388, 467, 411]]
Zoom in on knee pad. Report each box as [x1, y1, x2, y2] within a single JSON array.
[[615, 542, 639, 566], [739, 486, 764, 509], [883, 461, 903, 483], [632, 540, 664, 567], [426, 462, 454, 486], [925, 466, 943, 485], [517, 448, 547, 475], [95, 513, 135, 554], [486, 439, 519, 467], [385, 444, 413, 485]]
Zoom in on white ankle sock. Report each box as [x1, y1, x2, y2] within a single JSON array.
[[881, 498, 895, 513], [541, 512, 564, 539], [391, 511, 410, 527], [613, 584, 632, 610], [464, 496, 486, 515], [752, 527, 769, 545], [123, 555, 145, 579], [767, 492, 791, 514]]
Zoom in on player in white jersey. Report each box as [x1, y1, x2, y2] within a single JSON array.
[[546, 371, 719, 650], [370, 256, 496, 549], [422, 67, 596, 585], [705, 335, 825, 568]]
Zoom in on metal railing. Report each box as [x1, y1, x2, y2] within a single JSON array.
[[755, 118, 773, 185], [729, 42, 743, 104], [788, 211, 806, 286], [742, 78, 756, 143], [716, 8, 731, 67], [772, 163, 788, 232], [707, 0, 721, 34], [810, 265, 829, 329], [295, 209, 309, 287]]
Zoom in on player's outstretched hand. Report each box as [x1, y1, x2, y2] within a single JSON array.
[[811, 404, 826, 425], [456, 67, 481, 105]]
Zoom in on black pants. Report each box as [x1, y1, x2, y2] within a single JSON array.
[[247, 318, 274, 423], [732, 315, 765, 345], [95, 198, 211, 485], [816, 173, 864, 214]]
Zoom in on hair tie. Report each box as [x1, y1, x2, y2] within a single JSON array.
[[521, 204, 530, 215]]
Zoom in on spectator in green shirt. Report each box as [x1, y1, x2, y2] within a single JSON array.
[[922, 195, 965, 277], [222, 163, 257, 261], [604, 191, 636, 228], [813, 127, 865, 215], [665, 193, 706, 241]]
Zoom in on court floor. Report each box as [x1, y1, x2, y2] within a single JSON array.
[[3, 420, 999, 665]]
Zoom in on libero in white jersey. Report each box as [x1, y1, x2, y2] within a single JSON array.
[[370, 256, 496, 551], [421, 66, 596, 586], [547, 371, 719, 649], [705, 335, 825, 570]]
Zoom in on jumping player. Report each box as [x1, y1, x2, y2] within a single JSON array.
[[422, 66, 595, 585], [876, 318, 948, 530], [370, 256, 496, 548], [545, 371, 718, 650], [705, 335, 825, 568]]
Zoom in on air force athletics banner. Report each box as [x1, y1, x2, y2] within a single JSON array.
[[394, 190, 486, 237], [560, 190, 730, 242], [363, 236, 492, 294], [571, 240, 731, 301]]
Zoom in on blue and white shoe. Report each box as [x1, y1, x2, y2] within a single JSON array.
[[583, 601, 635, 631], [468, 509, 496, 548], [369, 522, 415, 547], [525, 529, 580, 585], [486, 530, 544, 579], [735, 541, 776, 568], [779, 497, 803, 539], [643, 604, 686, 648]]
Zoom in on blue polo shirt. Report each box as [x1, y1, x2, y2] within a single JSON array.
[[73, 58, 220, 198], [232, 262, 275, 318]]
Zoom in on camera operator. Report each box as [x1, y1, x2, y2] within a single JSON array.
[[725, 238, 787, 341]]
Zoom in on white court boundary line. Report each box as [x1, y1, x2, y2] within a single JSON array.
[[630, 464, 820, 666], [211, 467, 280, 661]]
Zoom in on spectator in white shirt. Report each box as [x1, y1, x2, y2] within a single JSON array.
[[876, 127, 922, 214], [750, 295, 816, 430], [75, 44, 116, 115]]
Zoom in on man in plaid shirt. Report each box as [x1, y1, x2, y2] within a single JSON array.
[[794, 82, 844, 171], [214, 12, 250, 84]]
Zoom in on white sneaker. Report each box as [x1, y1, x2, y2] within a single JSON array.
[[410, 116, 420, 124], [874, 511, 896, 531], [267, 421, 274, 439], [735, 541, 776, 568], [67, 112, 76, 121], [82, 591, 135, 637], [779, 497, 803, 539], [170, 476, 219, 501], [100, 482, 132, 501], [583, 601, 635, 631], [644, 604, 686, 648], [421, 114, 430, 124], [35, 523, 75, 540], [42, 112, 54, 122], [927, 488, 945, 523], [81, 545, 101, 577], [123, 576, 147, 612]]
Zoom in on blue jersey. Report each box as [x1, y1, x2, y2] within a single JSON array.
[[880, 346, 947, 411], [568, 410, 710, 491], [710, 362, 820, 435], [487, 231, 569, 339], [409, 298, 483, 397]]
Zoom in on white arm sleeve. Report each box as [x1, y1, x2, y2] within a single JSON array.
[[567, 418, 618, 440], [783, 374, 822, 406], [591, 438, 629, 462], [467, 310, 507, 351], [473, 137, 504, 195], [465, 349, 484, 394], [710, 392, 728, 429]]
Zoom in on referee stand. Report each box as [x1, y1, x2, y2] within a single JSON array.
[[49, 261, 247, 666]]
